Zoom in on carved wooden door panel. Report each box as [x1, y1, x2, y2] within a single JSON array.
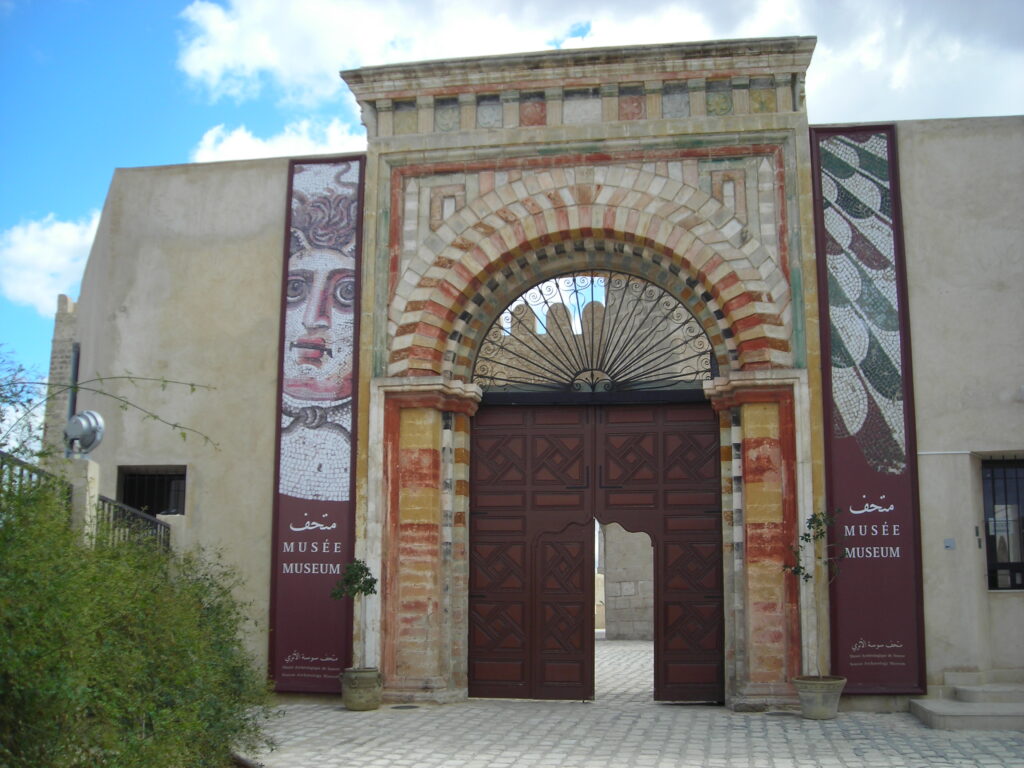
[[654, 405, 723, 702], [468, 408, 530, 698], [469, 406, 593, 699], [596, 403, 723, 702], [534, 522, 593, 699]]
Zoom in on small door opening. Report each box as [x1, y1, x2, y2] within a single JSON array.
[[596, 522, 655, 701]]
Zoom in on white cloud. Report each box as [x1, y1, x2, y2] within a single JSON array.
[[190, 117, 367, 162], [806, 19, 1024, 124], [176, 0, 1024, 124], [0, 212, 99, 317], [552, 9, 714, 50], [735, 0, 806, 39], [179, 0, 442, 104], [177, 0, 720, 105]]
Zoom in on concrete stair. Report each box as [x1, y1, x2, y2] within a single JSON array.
[[911, 684, 1024, 730]]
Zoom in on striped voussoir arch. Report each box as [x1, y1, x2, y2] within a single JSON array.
[[388, 170, 792, 383]]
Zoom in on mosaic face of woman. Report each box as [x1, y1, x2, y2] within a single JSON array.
[[282, 244, 356, 401]]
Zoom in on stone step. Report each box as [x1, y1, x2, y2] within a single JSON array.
[[955, 684, 1024, 703], [910, 698, 1024, 731]]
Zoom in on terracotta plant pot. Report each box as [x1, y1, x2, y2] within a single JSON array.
[[341, 666, 382, 711], [791, 675, 847, 720]]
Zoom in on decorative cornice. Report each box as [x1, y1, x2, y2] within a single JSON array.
[[342, 37, 816, 101]]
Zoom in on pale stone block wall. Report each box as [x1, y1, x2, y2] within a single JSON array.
[[41, 294, 78, 452], [594, 572, 606, 631], [602, 523, 654, 640]]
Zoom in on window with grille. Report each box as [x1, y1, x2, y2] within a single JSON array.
[[118, 466, 186, 516], [982, 461, 1023, 590]]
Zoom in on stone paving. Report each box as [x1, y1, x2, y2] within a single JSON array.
[[241, 641, 1024, 768]]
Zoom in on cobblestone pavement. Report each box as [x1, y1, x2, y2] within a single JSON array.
[[242, 641, 1024, 768]]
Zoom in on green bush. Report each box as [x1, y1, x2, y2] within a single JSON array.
[[0, 478, 273, 768]]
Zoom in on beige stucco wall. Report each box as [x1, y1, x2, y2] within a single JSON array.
[[897, 116, 1024, 687], [65, 157, 293, 667]]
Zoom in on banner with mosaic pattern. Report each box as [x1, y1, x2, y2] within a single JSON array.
[[270, 157, 364, 693], [811, 127, 925, 694]]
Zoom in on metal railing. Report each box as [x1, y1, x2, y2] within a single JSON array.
[[0, 450, 73, 507], [96, 495, 171, 549], [2, 450, 170, 549]]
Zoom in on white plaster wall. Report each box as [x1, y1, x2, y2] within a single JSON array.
[[71, 157, 292, 668], [897, 116, 1024, 685]]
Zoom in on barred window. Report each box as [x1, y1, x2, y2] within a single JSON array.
[[118, 466, 186, 516], [983, 461, 1023, 589]]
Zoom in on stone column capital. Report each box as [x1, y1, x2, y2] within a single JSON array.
[[704, 370, 806, 411], [375, 376, 482, 415]]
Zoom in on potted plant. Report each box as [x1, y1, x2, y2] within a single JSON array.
[[331, 559, 381, 711], [783, 509, 847, 719]]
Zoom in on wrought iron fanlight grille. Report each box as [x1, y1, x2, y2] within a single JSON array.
[[472, 271, 714, 394]]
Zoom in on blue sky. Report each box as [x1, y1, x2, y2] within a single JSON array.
[[2, 0, 1022, 379]]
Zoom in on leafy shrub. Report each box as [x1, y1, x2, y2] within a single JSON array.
[[330, 559, 378, 600], [0, 477, 273, 768]]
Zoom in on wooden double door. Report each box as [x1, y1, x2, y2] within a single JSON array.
[[469, 403, 723, 702]]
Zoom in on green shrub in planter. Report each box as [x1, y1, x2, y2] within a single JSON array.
[[782, 508, 848, 719], [330, 560, 381, 711]]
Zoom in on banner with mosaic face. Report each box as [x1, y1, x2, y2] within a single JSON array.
[[271, 157, 363, 693], [811, 127, 925, 694]]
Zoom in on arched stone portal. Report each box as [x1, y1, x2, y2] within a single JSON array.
[[349, 39, 824, 710], [373, 231, 808, 707]]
